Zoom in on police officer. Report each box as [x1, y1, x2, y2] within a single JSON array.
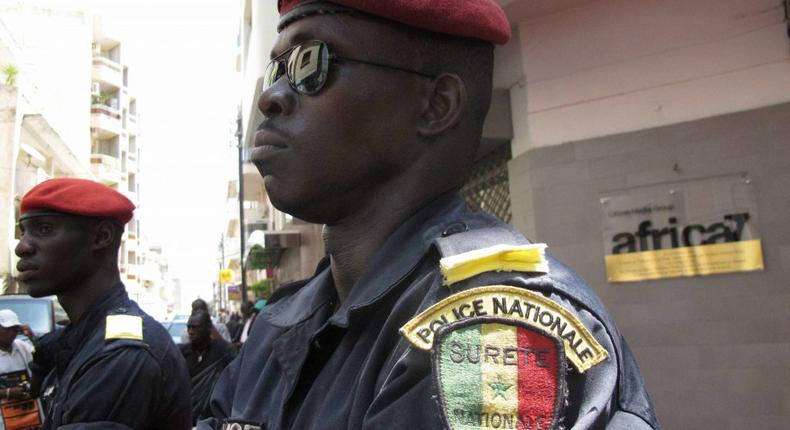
[[15, 178, 191, 429], [201, 1, 659, 429]]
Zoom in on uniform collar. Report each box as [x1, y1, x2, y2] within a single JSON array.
[[263, 261, 336, 327], [264, 192, 472, 328]]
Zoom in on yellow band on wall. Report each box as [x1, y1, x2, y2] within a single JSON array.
[[605, 239, 764, 282]]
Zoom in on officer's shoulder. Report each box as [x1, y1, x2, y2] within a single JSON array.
[[103, 305, 173, 350], [434, 223, 599, 302], [401, 224, 617, 429], [402, 222, 610, 363]]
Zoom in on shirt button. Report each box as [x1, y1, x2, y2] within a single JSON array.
[[114, 307, 128, 314], [442, 221, 468, 237]]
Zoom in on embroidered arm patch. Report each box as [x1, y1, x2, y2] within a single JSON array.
[[105, 315, 143, 341], [399, 285, 607, 373], [440, 244, 549, 286], [433, 319, 566, 430]]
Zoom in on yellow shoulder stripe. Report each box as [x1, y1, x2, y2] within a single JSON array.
[[440, 243, 549, 286], [400, 285, 608, 373], [105, 315, 143, 341]]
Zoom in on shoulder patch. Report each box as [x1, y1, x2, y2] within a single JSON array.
[[105, 314, 143, 341], [440, 244, 549, 286], [399, 285, 607, 373], [433, 318, 566, 430]]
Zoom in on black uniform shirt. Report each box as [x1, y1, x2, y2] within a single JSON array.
[[200, 193, 659, 430], [40, 284, 191, 429]]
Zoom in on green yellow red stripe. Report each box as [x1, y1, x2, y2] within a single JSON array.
[[437, 322, 562, 430]]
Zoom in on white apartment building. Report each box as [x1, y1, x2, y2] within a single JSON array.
[[237, 0, 790, 427], [138, 244, 176, 321], [0, 3, 168, 312], [89, 20, 145, 298], [0, 4, 94, 294]]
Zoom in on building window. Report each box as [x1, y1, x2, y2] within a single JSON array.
[[128, 172, 136, 193], [128, 251, 136, 266], [92, 137, 120, 158]]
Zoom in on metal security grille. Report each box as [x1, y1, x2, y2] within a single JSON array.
[[461, 144, 512, 223]]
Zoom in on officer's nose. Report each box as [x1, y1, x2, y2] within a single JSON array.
[[14, 235, 34, 258], [258, 78, 295, 118]]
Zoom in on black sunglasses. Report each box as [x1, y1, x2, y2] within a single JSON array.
[[263, 39, 435, 95]]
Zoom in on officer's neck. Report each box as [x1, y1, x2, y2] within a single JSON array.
[[324, 182, 446, 305], [58, 269, 123, 324]]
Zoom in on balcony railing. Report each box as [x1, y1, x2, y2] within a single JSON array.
[[92, 56, 123, 88], [90, 154, 123, 185], [93, 55, 122, 71], [91, 153, 120, 168], [91, 105, 122, 137], [125, 114, 138, 136]]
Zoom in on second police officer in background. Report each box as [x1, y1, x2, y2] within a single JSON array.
[[15, 178, 191, 429]]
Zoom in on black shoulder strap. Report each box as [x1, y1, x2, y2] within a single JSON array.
[[433, 225, 530, 257]]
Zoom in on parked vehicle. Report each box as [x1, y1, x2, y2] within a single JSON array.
[[165, 319, 188, 345], [0, 295, 67, 336]]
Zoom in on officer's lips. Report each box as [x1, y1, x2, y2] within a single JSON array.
[[252, 126, 288, 164], [15, 261, 37, 280]]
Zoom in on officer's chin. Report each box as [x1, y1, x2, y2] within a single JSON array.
[[24, 279, 65, 299], [21, 280, 48, 298]]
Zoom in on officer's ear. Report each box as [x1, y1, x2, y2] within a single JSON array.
[[416, 73, 467, 138], [92, 219, 118, 251]]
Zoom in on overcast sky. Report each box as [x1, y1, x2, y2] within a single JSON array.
[[73, 0, 242, 308]]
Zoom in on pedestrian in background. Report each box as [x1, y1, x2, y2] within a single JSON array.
[[0, 309, 33, 397], [182, 299, 231, 343], [180, 310, 236, 425], [0, 309, 38, 430], [235, 300, 257, 345], [15, 178, 191, 429], [0, 310, 33, 378], [225, 312, 241, 343]]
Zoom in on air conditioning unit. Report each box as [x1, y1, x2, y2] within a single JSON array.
[[91, 82, 101, 96]]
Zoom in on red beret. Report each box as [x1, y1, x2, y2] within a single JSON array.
[[278, 0, 511, 45], [20, 178, 135, 225]]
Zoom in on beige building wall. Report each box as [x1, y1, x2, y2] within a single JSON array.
[[501, 0, 790, 153], [501, 0, 790, 428]]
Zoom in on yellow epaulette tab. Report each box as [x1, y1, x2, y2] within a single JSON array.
[[105, 314, 143, 341], [440, 243, 549, 286]]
